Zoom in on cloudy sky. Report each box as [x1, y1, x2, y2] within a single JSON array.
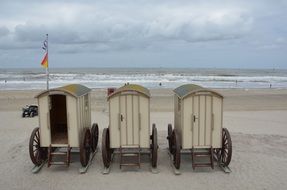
[[0, 0, 286, 68]]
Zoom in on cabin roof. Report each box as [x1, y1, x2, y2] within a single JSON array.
[[35, 84, 91, 98], [173, 84, 223, 99], [108, 84, 150, 99]]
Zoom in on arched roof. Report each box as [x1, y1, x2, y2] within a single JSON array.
[[174, 84, 223, 99], [35, 84, 91, 98], [108, 84, 150, 99]]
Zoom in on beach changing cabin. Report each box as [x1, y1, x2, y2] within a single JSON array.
[[102, 84, 158, 171], [29, 84, 99, 171], [167, 84, 232, 171]]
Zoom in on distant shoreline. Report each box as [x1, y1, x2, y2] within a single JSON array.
[[1, 67, 287, 71], [1, 67, 287, 90]]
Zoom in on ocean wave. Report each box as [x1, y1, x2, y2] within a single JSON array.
[[1, 69, 287, 90]]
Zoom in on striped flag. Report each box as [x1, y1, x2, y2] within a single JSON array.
[[41, 34, 48, 68], [41, 52, 48, 68], [42, 38, 48, 50], [41, 34, 49, 90]]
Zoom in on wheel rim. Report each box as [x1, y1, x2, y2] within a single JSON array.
[[91, 123, 99, 152], [167, 124, 173, 153], [172, 130, 181, 169], [151, 124, 158, 168], [80, 128, 91, 167], [102, 128, 111, 168], [220, 128, 232, 166], [29, 127, 46, 166]]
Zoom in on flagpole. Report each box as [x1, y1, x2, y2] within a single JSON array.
[[46, 34, 49, 90]]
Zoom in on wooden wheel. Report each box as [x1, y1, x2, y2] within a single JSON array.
[[213, 148, 221, 161], [102, 128, 111, 168], [167, 124, 173, 153], [80, 128, 91, 167], [218, 128, 232, 167], [29, 127, 47, 166], [151, 124, 158, 168], [91, 123, 99, 152], [172, 130, 181, 169]]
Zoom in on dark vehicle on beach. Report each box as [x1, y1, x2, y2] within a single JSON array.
[[22, 105, 38, 117]]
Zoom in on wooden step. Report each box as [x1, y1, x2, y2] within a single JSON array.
[[192, 147, 214, 170], [51, 152, 67, 156], [49, 161, 67, 165], [120, 145, 141, 169], [120, 163, 141, 166], [121, 145, 140, 148], [121, 153, 139, 157], [193, 163, 212, 167], [48, 144, 71, 167], [194, 154, 211, 157]]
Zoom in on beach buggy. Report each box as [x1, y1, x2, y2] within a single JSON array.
[[29, 84, 99, 173], [102, 84, 158, 172], [22, 105, 38, 117], [167, 84, 232, 173]]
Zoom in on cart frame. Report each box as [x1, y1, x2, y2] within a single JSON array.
[[102, 84, 158, 171], [167, 84, 232, 171], [29, 84, 99, 172]]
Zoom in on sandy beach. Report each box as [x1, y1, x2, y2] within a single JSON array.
[[0, 88, 287, 190]]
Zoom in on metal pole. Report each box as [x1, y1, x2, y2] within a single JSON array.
[[46, 34, 49, 90]]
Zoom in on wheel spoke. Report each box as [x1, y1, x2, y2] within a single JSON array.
[[35, 132, 39, 140], [33, 138, 39, 144]]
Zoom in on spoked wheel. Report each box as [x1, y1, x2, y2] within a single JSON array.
[[80, 128, 92, 167], [218, 128, 232, 167], [29, 127, 47, 166], [172, 130, 181, 169], [151, 124, 158, 168], [91, 123, 99, 152], [102, 128, 112, 168], [213, 148, 221, 161], [167, 124, 173, 153]]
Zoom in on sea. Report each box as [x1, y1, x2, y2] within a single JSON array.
[[1, 68, 287, 90]]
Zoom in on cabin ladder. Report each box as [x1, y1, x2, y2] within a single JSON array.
[[191, 146, 214, 170], [119, 145, 141, 169], [47, 144, 71, 167]]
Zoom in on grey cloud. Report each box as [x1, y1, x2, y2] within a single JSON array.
[[14, 24, 47, 42], [0, 26, 9, 37], [14, 23, 82, 44], [0, 0, 286, 68], [0, 0, 255, 53]]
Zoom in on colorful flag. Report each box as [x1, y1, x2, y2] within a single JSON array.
[[41, 53, 48, 68], [42, 39, 47, 51]]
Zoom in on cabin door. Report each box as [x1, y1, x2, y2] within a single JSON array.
[[119, 94, 140, 146], [192, 95, 213, 147], [49, 95, 68, 144]]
